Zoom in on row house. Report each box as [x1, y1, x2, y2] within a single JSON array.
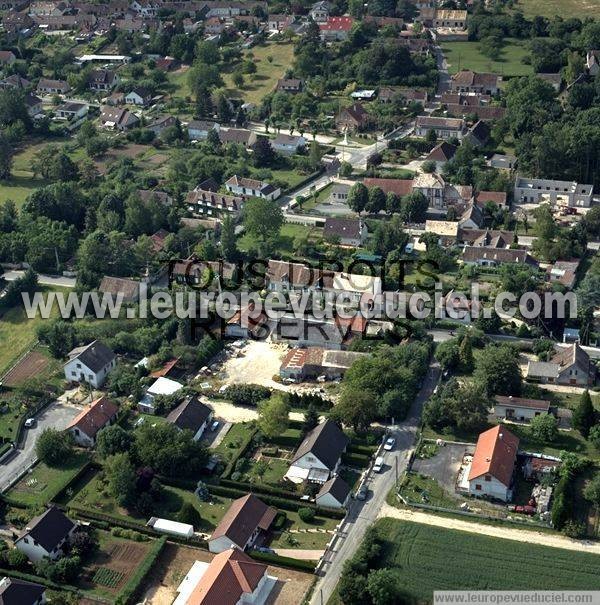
[[186, 187, 245, 217], [415, 115, 466, 140], [451, 70, 500, 95]]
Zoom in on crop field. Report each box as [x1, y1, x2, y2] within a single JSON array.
[[371, 519, 600, 600], [92, 567, 124, 588]]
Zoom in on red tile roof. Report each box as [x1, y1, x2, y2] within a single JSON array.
[[186, 547, 267, 605], [363, 177, 413, 197], [468, 425, 519, 487], [319, 16, 353, 31], [67, 395, 118, 440]]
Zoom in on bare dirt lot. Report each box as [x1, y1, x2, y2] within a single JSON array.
[[2, 350, 50, 387], [143, 543, 315, 605]]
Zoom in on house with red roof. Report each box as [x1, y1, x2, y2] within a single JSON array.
[[67, 395, 119, 447], [319, 16, 353, 41], [173, 547, 275, 605], [468, 425, 519, 502]]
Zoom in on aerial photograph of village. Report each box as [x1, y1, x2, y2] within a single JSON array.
[[1, 0, 600, 602]]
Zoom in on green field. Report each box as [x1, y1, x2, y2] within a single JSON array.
[[238, 222, 322, 255], [363, 519, 600, 600], [442, 39, 533, 77], [515, 0, 598, 17]]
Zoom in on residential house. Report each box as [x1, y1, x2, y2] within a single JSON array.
[[415, 115, 466, 140], [88, 69, 118, 92], [100, 106, 140, 130], [464, 120, 491, 147], [36, 78, 70, 95], [547, 259, 580, 290], [0, 74, 31, 90], [272, 133, 306, 155], [125, 86, 153, 106], [316, 476, 351, 509], [225, 175, 280, 200], [489, 153, 516, 171], [147, 114, 178, 136], [64, 340, 116, 388], [187, 119, 219, 141], [451, 70, 499, 95], [458, 228, 515, 246], [55, 101, 88, 120], [319, 16, 353, 41], [208, 494, 276, 553], [218, 127, 257, 148], [138, 376, 183, 414], [268, 14, 294, 31], [526, 343, 596, 386], [0, 576, 46, 605], [397, 37, 431, 57], [186, 187, 245, 217], [138, 189, 172, 206], [275, 78, 303, 93], [494, 395, 551, 423], [445, 104, 506, 122], [279, 347, 366, 382], [424, 220, 459, 246], [336, 102, 370, 131], [331, 182, 351, 203], [285, 419, 349, 484], [379, 87, 427, 104], [155, 56, 177, 71], [324, 217, 368, 246], [462, 246, 538, 268], [24, 94, 43, 117], [67, 395, 119, 447], [459, 203, 484, 229], [15, 507, 77, 563], [411, 172, 471, 211], [586, 50, 599, 76], [514, 176, 593, 208], [474, 191, 508, 211], [363, 177, 413, 198], [171, 259, 237, 288], [166, 396, 213, 441], [467, 425, 519, 502], [0, 50, 16, 66], [423, 141, 457, 171], [173, 547, 275, 605], [433, 8, 467, 29], [309, 0, 329, 22], [99, 276, 140, 303]]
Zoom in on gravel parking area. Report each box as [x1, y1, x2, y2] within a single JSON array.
[[412, 442, 473, 494]]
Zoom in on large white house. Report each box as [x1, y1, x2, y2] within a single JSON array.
[[285, 419, 349, 484], [15, 507, 77, 563], [225, 175, 281, 200], [64, 340, 116, 388], [467, 425, 519, 502]]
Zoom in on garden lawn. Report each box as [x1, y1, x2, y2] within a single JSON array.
[[238, 223, 322, 255], [399, 472, 460, 509], [515, 0, 598, 17], [212, 421, 255, 462], [223, 42, 295, 105], [70, 471, 233, 533], [270, 510, 338, 550], [241, 456, 289, 486], [442, 39, 533, 77], [6, 452, 89, 507], [350, 518, 600, 601]]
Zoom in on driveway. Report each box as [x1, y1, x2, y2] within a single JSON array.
[[412, 442, 471, 494], [0, 400, 81, 493]]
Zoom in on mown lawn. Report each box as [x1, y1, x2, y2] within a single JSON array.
[[212, 421, 255, 462], [223, 42, 295, 105], [515, 0, 598, 17], [270, 509, 338, 550], [6, 452, 89, 507], [238, 223, 322, 255], [339, 518, 600, 601], [442, 39, 533, 77]]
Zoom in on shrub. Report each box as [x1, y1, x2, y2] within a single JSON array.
[[177, 502, 202, 528], [298, 507, 315, 523], [6, 549, 28, 569], [223, 384, 271, 407]]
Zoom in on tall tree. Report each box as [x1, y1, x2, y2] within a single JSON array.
[[257, 395, 289, 437], [573, 390, 595, 438], [347, 182, 369, 214]]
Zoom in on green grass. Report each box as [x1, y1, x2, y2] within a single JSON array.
[[239, 456, 290, 486], [92, 567, 124, 588], [270, 509, 338, 550], [223, 42, 295, 105], [212, 421, 255, 462], [238, 223, 322, 255], [6, 452, 89, 507], [354, 519, 600, 601], [442, 39, 533, 78], [399, 472, 459, 509], [515, 0, 597, 17], [70, 471, 233, 533], [0, 176, 48, 208]]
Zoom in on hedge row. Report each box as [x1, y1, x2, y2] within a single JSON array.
[[115, 536, 167, 605], [221, 425, 259, 479], [266, 434, 302, 448], [209, 483, 345, 519], [342, 452, 372, 468], [220, 478, 302, 501], [346, 443, 377, 457], [48, 459, 94, 505], [0, 567, 80, 594], [249, 549, 316, 573]]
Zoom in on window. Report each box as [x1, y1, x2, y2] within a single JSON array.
[[485, 475, 491, 482], [475, 484, 482, 491]]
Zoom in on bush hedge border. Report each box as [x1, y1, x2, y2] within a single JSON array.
[[249, 549, 316, 573]]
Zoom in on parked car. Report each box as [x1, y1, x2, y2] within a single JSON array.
[[24, 418, 36, 428], [373, 456, 385, 473], [384, 437, 396, 451], [210, 420, 219, 431], [356, 484, 369, 500]]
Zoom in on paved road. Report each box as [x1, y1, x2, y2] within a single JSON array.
[[0, 401, 81, 493], [434, 45, 451, 95], [309, 361, 441, 605], [2, 270, 76, 289]]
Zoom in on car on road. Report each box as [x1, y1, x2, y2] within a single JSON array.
[[24, 418, 36, 428], [210, 420, 219, 431], [384, 437, 396, 451], [373, 456, 385, 473], [356, 484, 369, 500]]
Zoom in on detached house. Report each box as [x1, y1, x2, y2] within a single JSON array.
[[276, 78, 303, 93], [315, 475, 351, 509], [36, 78, 70, 95], [208, 494, 276, 554], [166, 396, 213, 441], [526, 343, 596, 386], [324, 217, 368, 247], [125, 86, 153, 106], [415, 115, 466, 140], [285, 419, 349, 484], [187, 119, 219, 141], [272, 133, 306, 155], [64, 340, 116, 388], [494, 395, 551, 423], [451, 70, 499, 95], [67, 395, 119, 447], [100, 106, 139, 130], [468, 426, 519, 502], [0, 577, 46, 605], [15, 507, 77, 563], [336, 102, 370, 131], [88, 69, 118, 92], [319, 16, 353, 41], [225, 175, 280, 200]]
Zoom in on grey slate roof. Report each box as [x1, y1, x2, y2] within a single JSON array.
[[0, 577, 45, 605], [292, 419, 349, 470], [167, 396, 212, 432], [19, 507, 75, 553], [67, 340, 116, 373], [317, 475, 350, 504]]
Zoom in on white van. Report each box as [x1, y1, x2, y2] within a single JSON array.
[[373, 456, 385, 473]]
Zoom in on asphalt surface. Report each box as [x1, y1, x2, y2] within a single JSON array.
[[0, 401, 81, 493], [309, 361, 441, 605], [2, 270, 76, 289]]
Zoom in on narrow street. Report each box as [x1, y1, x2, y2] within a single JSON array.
[[309, 361, 441, 605]]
